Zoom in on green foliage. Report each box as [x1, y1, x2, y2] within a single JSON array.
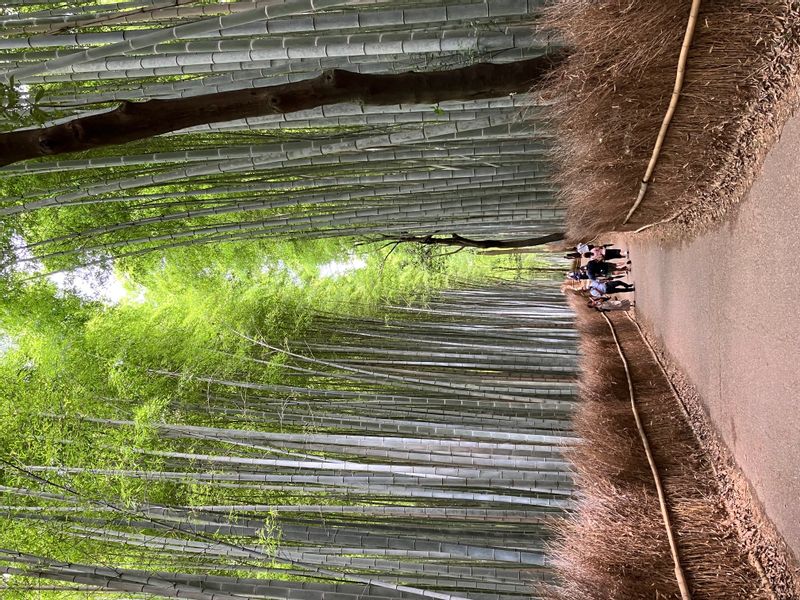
[[257, 509, 282, 563], [0, 1, 562, 595], [0, 164, 550, 597], [0, 79, 49, 132]]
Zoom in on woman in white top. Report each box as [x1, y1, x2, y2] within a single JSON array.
[[588, 279, 635, 297]]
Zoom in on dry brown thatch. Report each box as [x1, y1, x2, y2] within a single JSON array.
[[541, 0, 800, 239], [542, 296, 774, 599]]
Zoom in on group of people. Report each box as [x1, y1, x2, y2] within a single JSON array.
[[565, 242, 635, 311]]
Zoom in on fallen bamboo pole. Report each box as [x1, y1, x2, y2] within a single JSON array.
[[623, 0, 702, 225], [600, 312, 693, 600], [623, 311, 778, 600]]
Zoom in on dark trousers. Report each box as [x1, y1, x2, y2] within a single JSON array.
[[606, 281, 634, 293]]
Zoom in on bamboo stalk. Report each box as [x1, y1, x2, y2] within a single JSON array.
[[623, 311, 778, 600], [623, 0, 702, 225], [600, 312, 692, 600]]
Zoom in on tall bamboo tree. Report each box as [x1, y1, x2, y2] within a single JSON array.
[[0, 279, 578, 599], [0, 0, 564, 269]]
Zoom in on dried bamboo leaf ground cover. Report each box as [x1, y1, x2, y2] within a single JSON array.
[[545, 297, 777, 599], [542, 0, 800, 239]]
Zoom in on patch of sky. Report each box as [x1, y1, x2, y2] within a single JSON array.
[[50, 263, 145, 305], [318, 253, 366, 279], [260, 259, 302, 285], [6, 233, 145, 306], [0, 330, 16, 358], [7, 232, 44, 275]]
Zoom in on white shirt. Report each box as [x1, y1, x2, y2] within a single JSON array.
[[588, 280, 607, 297]]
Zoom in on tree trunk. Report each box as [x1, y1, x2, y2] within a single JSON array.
[[390, 231, 565, 249], [0, 53, 565, 167]]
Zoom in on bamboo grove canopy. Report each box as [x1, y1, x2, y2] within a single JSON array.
[[0, 280, 579, 599], [0, 0, 563, 271]]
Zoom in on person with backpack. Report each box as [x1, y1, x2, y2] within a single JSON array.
[[585, 257, 628, 280]]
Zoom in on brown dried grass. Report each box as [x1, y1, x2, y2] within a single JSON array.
[[542, 295, 771, 599], [541, 0, 800, 239]]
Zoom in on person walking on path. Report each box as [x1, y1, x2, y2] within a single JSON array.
[[588, 279, 635, 298], [576, 242, 614, 254], [587, 246, 626, 261], [586, 258, 628, 280]]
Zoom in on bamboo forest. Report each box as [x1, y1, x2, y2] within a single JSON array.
[[5, 0, 798, 597], [0, 0, 583, 598]]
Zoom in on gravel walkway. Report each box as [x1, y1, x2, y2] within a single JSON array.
[[622, 113, 800, 566]]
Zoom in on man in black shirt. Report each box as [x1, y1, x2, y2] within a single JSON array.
[[585, 258, 628, 280]]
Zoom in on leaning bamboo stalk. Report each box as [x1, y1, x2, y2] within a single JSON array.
[[75, 413, 566, 455], [2, 148, 549, 210], [0, 123, 538, 173], [9, 28, 538, 84], [11, 198, 563, 269], [0, 53, 563, 166], [37, 28, 543, 75], [19, 183, 555, 250], [0, 0, 355, 84], [0, 114, 519, 213], [0, 0, 537, 51], [623, 0, 701, 224], [600, 312, 692, 600], [124, 446, 571, 481]]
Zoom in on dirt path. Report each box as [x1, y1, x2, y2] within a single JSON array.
[[622, 114, 800, 567]]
